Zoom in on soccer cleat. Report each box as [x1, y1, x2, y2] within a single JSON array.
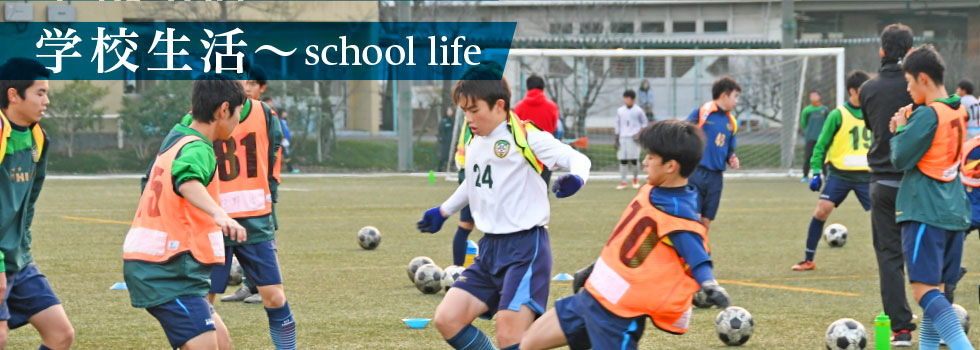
[[243, 293, 263, 304], [891, 329, 912, 347], [616, 182, 628, 190], [790, 260, 815, 271], [801, 176, 808, 183], [220, 286, 253, 302], [632, 179, 640, 188]]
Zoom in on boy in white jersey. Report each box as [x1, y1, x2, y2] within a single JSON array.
[[417, 65, 592, 350]]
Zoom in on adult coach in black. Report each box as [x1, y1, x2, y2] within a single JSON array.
[[859, 23, 915, 347]]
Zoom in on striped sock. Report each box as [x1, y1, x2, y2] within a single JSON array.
[[266, 301, 297, 350], [921, 289, 973, 350], [446, 324, 497, 350], [919, 315, 940, 350]]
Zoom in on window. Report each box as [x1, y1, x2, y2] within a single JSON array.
[[549, 23, 572, 35], [640, 22, 665, 33], [704, 21, 728, 33], [673, 21, 696, 33], [610, 22, 634, 34], [580, 22, 603, 34]]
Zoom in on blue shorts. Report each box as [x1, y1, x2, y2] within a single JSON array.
[[0, 263, 61, 329], [453, 226, 551, 318], [209, 240, 283, 294], [689, 167, 723, 220], [146, 296, 217, 349], [966, 186, 980, 230], [901, 222, 964, 286], [819, 176, 871, 210], [556, 290, 646, 350]]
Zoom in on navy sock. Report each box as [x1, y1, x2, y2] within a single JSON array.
[[921, 289, 972, 350], [501, 344, 519, 350], [804, 217, 825, 261], [452, 226, 472, 266], [265, 301, 297, 350], [447, 324, 496, 350]]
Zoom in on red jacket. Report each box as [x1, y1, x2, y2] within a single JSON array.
[[514, 89, 559, 134]]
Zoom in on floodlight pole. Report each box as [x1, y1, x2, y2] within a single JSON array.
[[780, 0, 797, 170], [396, 1, 413, 171]]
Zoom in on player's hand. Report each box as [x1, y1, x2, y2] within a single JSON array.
[[572, 262, 595, 294], [889, 104, 913, 133], [809, 174, 822, 192], [728, 155, 740, 169], [552, 174, 584, 198], [701, 280, 731, 309], [416, 206, 447, 233], [215, 213, 247, 243]]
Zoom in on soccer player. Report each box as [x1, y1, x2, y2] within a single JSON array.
[[123, 73, 246, 350], [0, 57, 74, 350], [800, 91, 831, 181], [518, 120, 731, 350], [416, 65, 591, 350], [860, 23, 916, 346], [791, 71, 872, 271], [888, 44, 972, 350], [450, 119, 477, 268], [615, 90, 648, 189], [685, 77, 741, 230], [514, 75, 560, 186], [196, 63, 295, 349], [955, 80, 979, 137]]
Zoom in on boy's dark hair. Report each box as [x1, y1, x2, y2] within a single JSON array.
[[261, 96, 273, 104], [453, 62, 510, 112], [846, 70, 871, 92], [711, 77, 741, 100], [635, 120, 705, 178], [0, 58, 51, 109], [903, 44, 945, 85], [192, 73, 247, 123], [623, 89, 636, 99], [880, 23, 914, 62], [526, 75, 545, 91], [958, 80, 975, 95], [809, 90, 821, 96], [249, 64, 267, 87]]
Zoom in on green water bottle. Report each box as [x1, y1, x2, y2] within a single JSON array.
[[875, 312, 891, 350]]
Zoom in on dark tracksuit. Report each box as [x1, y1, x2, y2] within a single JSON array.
[[859, 58, 915, 333]]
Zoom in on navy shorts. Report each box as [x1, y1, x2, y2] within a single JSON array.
[[209, 240, 283, 294], [819, 176, 871, 210], [453, 226, 551, 318], [556, 290, 646, 350], [689, 167, 723, 220], [146, 296, 217, 349], [966, 186, 980, 230], [901, 222, 964, 286], [0, 263, 61, 329]]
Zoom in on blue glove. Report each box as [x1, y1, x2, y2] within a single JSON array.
[[416, 206, 447, 233], [552, 174, 584, 198], [809, 174, 822, 192]]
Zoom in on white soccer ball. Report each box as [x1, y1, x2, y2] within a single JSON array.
[[953, 304, 970, 335], [407, 256, 434, 283], [414, 263, 444, 294], [692, 288, 713, 309], [442, 265, 465, 292], [824, 223, 848, 248], [227, 256, 243, 286], [357, 226, 381, 250], [825, 318, 867, 350], [715, 306, 754, 346]]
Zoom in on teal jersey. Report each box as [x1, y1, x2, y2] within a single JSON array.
[[0, 123, 46, 273], [801, 104, 831, 141]]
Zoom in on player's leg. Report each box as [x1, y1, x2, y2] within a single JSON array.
[[182, 304, 226, 350], [699, 169, 723, 230], [794, 177, 847, 270], [617, 160, 628, 189], [869, 182, 915, 341], [212, 310, 231, 350], [495, 227, 551, 347], [237, 240, 296, 349], [519, 309, 569, 350], [629, 159, 639, 187], [0, 321, 7, 350], [208, 247, 235, 304], [903, 223, 971, 350], [27, 306, 73, 350], [802, 140, 816, 180], [146, 296, 218, 350], [434, 288, 493, 348], [9, 264, 73, 349], [453, 205, 475, 267]]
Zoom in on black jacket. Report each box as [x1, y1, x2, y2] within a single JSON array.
[[860, 60, 912, 181]]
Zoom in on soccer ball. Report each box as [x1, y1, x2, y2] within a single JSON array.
[[357, 226, 381, 250], [227, 256, 243, 286], [414, 264, 444, 294], [715, 306, 754, 346], [824, 223, 848, 248], [953, 304, 970, 334], [825, 318, 867, 350], [407, 256, 434, 283], [442, 265, 465, 292], [692, 288, 713, 309]]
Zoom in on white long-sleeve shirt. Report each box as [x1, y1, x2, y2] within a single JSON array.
[[615, 105, 648, 138], [441, 121, 591, 234]]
